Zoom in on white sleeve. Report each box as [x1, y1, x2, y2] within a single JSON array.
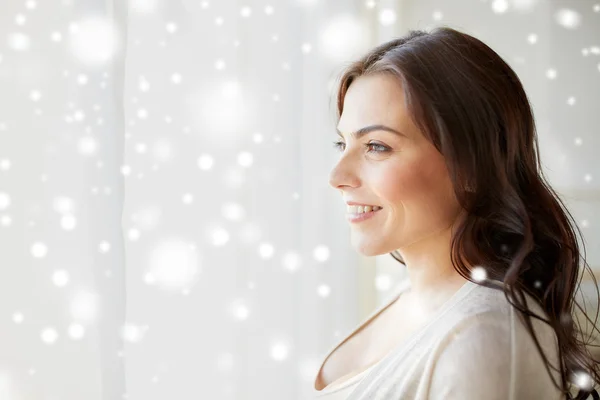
[[428, 316, 513, 400]]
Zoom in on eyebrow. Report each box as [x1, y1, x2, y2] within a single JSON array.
[[336, 124, 407, 139]]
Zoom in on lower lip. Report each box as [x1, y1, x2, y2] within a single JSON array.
[[346, 208, 382, 223]]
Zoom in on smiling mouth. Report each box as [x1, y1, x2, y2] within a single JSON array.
[[346, 207, 383, 222]]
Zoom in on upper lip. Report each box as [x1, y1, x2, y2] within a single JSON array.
[[345, 201, 381, 207]]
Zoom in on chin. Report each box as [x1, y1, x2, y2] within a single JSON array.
[[354, 244, 388, 257]]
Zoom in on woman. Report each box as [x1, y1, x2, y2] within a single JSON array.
[[313, 27, 599, 399]]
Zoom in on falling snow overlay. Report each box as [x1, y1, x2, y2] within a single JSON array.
[[0, 0, 598, 399]]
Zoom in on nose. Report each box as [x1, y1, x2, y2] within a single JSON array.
[[328, 159, 359, 190], [328, 168, 339, 190]]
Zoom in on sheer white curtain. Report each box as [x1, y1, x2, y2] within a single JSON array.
[[121, 1, 385, 398], [0, 1, 127, 399], [1, 0, 377, 399]]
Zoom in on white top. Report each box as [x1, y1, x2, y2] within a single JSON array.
[[312, 278, 565, 399], [312, 362, 378, 399]]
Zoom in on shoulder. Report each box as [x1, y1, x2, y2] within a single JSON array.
[[427, 313, 512, 399], [428, 294, 562, 400]]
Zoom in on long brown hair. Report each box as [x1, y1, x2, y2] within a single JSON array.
[[333, 26, 599, 399]]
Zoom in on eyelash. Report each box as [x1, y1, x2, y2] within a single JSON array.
[[331, 141, 390, 153]]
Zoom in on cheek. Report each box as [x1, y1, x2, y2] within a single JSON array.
[[374, 155, 457, 216]]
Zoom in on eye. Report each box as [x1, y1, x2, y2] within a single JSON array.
[[331, 141, 390, 153], [332, 141, 345, 151], [366, 142, 390, 153]]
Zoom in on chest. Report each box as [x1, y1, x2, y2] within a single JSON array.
[[315, 294, 431, 391]]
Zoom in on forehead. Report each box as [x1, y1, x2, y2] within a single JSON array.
[[338, 74, 408, 132]]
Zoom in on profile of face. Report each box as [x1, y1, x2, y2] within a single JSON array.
[[328, 73, 464, 257]]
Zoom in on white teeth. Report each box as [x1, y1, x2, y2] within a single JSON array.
[[347, 205, 382, 214]]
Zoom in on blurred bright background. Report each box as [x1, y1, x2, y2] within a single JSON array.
[[0, 0, 599, 399]]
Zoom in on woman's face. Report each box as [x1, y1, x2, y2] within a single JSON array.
[[328, 73, 463, 256]]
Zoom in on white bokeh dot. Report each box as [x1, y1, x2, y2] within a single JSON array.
[[121, 165, 132, 176], [221, 202, 244, 221], [318, 14, 370, 64], [147, 238, 199, 291], [237, 151, 253, 167], [252, 133, 264, 143], [555, 8, 581, 29], [41, 327, 58, 344], [313, 245, 330, 262], [128, 228, 140, 241], [0, 192, 10, 210], [240, 6, 252, 17], [375, 274, 393, 291], [61, 214, 77, 230], [13, 312, 24, 324], [139, 76, 150, 92], [182, 193, 194, 204], [99, 241, 111, 253], [491, 0, 508, 14], [171, 73, 182, 84], [215, 59, 226, 70], [282, 251, 302, 273], [8, 32, 31, 51], [31, 242, 48, 258], [270, 341, 289, 361], [210, 227, 229, 246], [77, 73, 89, 85], [122, 323, 148, 343], [231, 299, 250, 321], [527, 33, 537, 44], [69, 289, 99, 323], [68, 323, 85, 340], [78, 136, 97, 155], [152, 139, 173, 162], [471, 266, 488, 282], [68, 16, 120, 66], [135, 143, 147, 153], [379, 9, 396, 26], [30, 90, 42, 102], [166, 22, 178, 33], [198, 154, 214, 170], [317, 284, 331, 298], [52, 270, 70, 287], [258, 242, 275, 259], [144, 272, 156, 285]]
